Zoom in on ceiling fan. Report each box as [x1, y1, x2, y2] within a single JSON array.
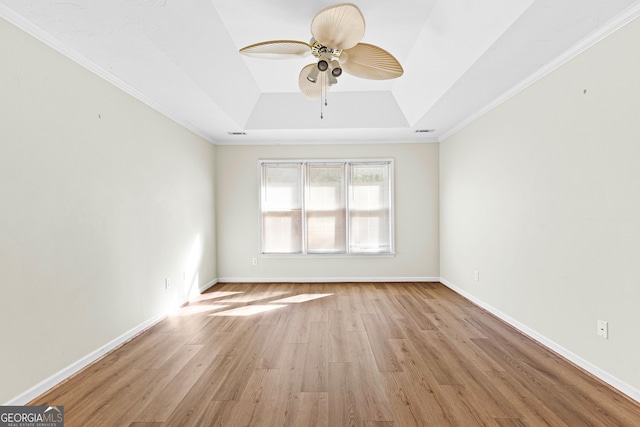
[[239, 3, 404, 101]]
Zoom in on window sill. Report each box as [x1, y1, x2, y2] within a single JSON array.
[[260, 253, 396, 259]]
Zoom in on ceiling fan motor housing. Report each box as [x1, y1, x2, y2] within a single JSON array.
[[310, 39, 342, 59]]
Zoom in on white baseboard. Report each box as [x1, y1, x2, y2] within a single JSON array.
[[4, 310, 168, 406], [15, 277, 635, 407], [439, 277, 640, 404], [198, 278, 218, 293], [216, 276, 440, 283], [6, 276, 428, 405], [5, 279, 220, 406]]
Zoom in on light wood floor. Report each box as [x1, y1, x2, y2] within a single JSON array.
[[32, 282, 640, 426]]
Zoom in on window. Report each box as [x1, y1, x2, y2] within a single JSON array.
[[260, 160, 393, 255]]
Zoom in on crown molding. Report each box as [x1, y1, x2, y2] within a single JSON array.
[[0, 6, 216, 144], [440, 2, 640, 142]]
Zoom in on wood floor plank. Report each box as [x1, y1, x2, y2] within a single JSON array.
[[274, 343, 307, 395], [361, 313, 403, 372], [471, 336, 618, 426], [369, 298, 408, 338], [29, 282, 640, 427], [342, 331, 394, 422], [328, 362, 360, 426], [118, 344, 203, 422], [60, 368, 156, 426], [301, 320, 329, 392], [133, 342, 224, 423], [394, 294, 439, 330], [439, 384, 497, 426], [385, 339, 454, 425], [335, 295, 365, 331], [128, 423, 163, 427], [396, 318, 465, 385], [494, 418, 530, 427], [161, 354, 237, 426], [286, 308, 311, 344], [195, 400, 238, 427], [186, 317, 238, 344], [238, 368, 278, 403], [211, 323, 274, 401], [483, 370, 569, 427], [328, 309, 349, 363], [229, 369, 291, 426], [385, 370, 452, 426], [290, 392, 329, 426], [29, 353, 127, 408], [533, 350, 640, 425], [257, 313, 292, 369], [82, 369, 162, 427]]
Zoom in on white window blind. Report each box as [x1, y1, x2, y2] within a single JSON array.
[[349, 163, 391, 253], [260, 160, 393, 256], [261, 163, 302, 254], [306, 163, 346, 254]]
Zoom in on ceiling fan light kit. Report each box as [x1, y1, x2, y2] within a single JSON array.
[[330, 60, 342, 77], [239, 3, 403, 117], [306, 66, 320, 83], [317, 59, 329, 72]]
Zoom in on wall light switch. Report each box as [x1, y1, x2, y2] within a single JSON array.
[[474, 270, 480, 282]]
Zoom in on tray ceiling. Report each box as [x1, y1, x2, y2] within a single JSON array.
[[1, 0, 639, 144]]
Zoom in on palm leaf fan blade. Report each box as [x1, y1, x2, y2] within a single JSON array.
[[341, 43, 404, 80], [310, 3, 365, 50], [239, 40, 311, 59]]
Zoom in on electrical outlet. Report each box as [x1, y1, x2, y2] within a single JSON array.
[[474, 270, 480, 282], [597, 319, 608, 339], [252, 257, 258, 266], [165, 278, 171, 290]]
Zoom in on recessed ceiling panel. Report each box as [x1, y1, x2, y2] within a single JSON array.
[[244, 91, 409, 131], [407, 0, 640, 133], [2, 0, 639, 143], [393, 0, 536, 126]]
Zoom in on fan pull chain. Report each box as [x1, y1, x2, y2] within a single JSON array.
[[320, 71, 326, 119], [325, 72, 328, 108]]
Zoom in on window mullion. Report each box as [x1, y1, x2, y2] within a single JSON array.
[[301, 162, 307, 254], [345, 162, 351, 255]]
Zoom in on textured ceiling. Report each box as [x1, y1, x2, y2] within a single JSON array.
[[2, 0, 640, 144]]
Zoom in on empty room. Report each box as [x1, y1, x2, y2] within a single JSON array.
[[1, 1, 640, 426]]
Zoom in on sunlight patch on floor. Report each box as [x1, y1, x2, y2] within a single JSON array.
[[171, 304, 231, 316], [269, 293, 334, 303], [220, 291, 291, 303], [190, 291, 244, 302], [209, 304, 288, 317]]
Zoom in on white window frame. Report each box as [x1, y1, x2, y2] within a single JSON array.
[[258, 159, 395, 257]]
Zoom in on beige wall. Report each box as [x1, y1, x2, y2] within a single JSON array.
[[215, 143, 439, 281], [0, 18, 217, 403], [440, 16, 640, 392]]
